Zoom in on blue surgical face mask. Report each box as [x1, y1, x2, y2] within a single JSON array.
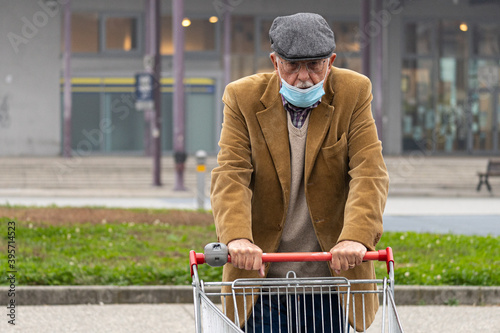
[[278, 66, 328, 108]]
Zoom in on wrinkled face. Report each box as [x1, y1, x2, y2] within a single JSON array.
[[271, 53, 337, 88]]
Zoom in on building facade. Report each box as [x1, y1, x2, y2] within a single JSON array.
[[1, 0, 499, 156]]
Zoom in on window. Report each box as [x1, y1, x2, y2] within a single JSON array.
[[68, 13, 99, 53], [259, 19, 273, 53], [104, 16, 139, 52], [160, 16, 217, 55], [185, 18, 216, 52], [405, 22, 433, 55], [65, 12, 141, 54], [439, 20, 468, 58], [160, 16, 173, 55], [232, 16, 254, 54], [331, 21, 361, 72], [474, 23, 500, 57], [230, 16, 257, 81], [332, 22, 360, 54]]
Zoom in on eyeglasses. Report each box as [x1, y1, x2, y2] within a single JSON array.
[[278, 58, 328, 74]]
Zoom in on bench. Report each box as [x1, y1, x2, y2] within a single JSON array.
[[477, 159, 500, 193]]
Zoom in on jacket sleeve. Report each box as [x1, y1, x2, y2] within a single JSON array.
[[337, 77, 389, 251], [210, 83, 254, 245]]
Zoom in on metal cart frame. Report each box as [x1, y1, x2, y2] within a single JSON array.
[[190, 244, 404, 333]]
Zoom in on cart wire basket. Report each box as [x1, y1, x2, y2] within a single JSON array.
[[190, 243, 404, 333]]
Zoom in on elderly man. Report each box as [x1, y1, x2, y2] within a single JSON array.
[[211, 12, 389, 332]]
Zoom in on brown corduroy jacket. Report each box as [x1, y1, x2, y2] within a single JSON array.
[[210, 66, 389, 330]]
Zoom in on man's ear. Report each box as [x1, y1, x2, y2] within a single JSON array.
[[329, 53, 337, 66], [270, 53, 278, 72]]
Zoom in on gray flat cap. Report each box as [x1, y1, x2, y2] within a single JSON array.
[[269, 13, 336, 62]]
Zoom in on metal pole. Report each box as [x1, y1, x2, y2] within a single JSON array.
[[223, 0, 231, 87], [143, 0, 153, 157], [195, 150, 207, 210], [63, 0, 72, 157], [173, 0, 187, 191], [147, 0, 162, 186], [374, 0, 383, 139], [153, 0, 162, 186], [360, 0, 371, 77]]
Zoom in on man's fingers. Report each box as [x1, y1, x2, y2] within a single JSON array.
[[329, 252, 341, 272], [244, 255, 255, 271], [231, 253, 242, 269], [339, 257, 350, 271], [330, 240, 368, 273], [227, 239, 263, 274], [339, 254, 354, 271], [355, 255, 363, 266], [251, 255, 263, 272], [330, 253, 354, 271]]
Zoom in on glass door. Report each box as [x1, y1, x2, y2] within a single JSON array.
[[435, 57, 468, 153], [401, 59, 434, 151], [468, 88, 499, 152], [434, 20, 469, 153], [468, 60, 500, 153]]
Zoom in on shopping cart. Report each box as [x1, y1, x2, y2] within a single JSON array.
[[190, 243, 404, 333]]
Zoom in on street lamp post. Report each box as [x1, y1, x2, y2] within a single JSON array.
[[63, 0, 72, 158], [173, 0, 187, 191]]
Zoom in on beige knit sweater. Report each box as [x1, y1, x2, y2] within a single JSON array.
[[267, 111, 331, 278]]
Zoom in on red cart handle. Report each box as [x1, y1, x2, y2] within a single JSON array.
[[190, 247, 394, 277]]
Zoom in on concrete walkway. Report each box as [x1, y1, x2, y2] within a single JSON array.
[[1, 195, 500, 214], [2, 304, 499, 333], [1, 155, 499, 198], [2, 285, 498, 306]]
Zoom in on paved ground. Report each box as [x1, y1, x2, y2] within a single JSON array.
[[383, 215, 500, 236], [1, 195, 500, 214], [1, 155, 499, 198], [2, 304, 499, 332]]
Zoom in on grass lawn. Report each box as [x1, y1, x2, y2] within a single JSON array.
[[0, 206, 498, 286]]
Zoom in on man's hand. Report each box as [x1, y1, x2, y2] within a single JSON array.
[[227, 239, 265, 277], [329, 241, 367, 274]]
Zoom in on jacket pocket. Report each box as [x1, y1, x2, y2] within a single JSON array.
[[321, 133, 348, 174], [322, 133, 347, 158]]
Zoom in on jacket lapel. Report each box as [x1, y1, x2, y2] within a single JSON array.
[[305, 101, 334, 182], [257, 73, 291, 199], [305, 68, 335, 182]]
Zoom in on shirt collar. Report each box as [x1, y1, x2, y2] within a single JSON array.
[[281, 94, 320, 112]]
